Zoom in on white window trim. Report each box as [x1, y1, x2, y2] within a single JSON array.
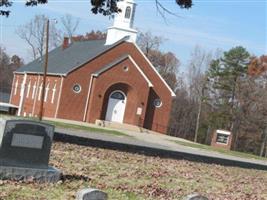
[[32, 75, 40, 116], [153, 98, 162, 108], [20, 81, 25, 97], [72, 83, 82, 93], [38, 83, 43, 101], [93, 55, 153, 88], [125, 6, 131, 19], [32, 81, 37, 99], [26, 80, 31, 98], [44, 83, 50, 102], [51, 83, 57, 104]]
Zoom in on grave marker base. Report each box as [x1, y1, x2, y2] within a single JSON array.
[[0, 165, 61, 183]]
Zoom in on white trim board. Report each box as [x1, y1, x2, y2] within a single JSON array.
[[93, 55, 153, 88], [133, 43, 176, 97]]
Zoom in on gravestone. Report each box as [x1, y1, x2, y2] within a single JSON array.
[[0, 119, 61, 183], [184, 194, 209, 200], [76, 188, 108, 200]]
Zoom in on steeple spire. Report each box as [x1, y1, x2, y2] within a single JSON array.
[[105, 0, 138, 45]]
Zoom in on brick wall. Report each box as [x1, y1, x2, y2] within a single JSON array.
[[211, 130, 233, 150], [10, 73, 62, 118], [10, 41, 173, 134], [86, 58, 150, 127], [57, 41, 173, 133]]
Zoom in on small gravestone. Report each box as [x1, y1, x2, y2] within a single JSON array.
[[76, 188, 108, 200], [0, 119, 61, 183], [184, 194, 209, 200]]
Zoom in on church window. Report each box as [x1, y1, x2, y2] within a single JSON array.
[[44, 83, 50, 102], [110, 91, 125, 100], [125, 6, 131, 19], [51, 84, 57, 104], [32, 81, 37, 99], [26, 80, 31, 98], [38, 83, 43, 101], [153, 98, 162, 108], [73, 84, 81, 93], [20, 82, 24, 97], [123, 66, 129, 72]]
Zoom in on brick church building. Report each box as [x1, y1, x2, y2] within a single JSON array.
[[9, 0, 175, 133]]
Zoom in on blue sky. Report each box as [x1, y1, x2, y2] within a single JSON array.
[[1, 0, 266, 71]]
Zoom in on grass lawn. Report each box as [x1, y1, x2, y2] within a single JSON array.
[[171, 140, 267, 161], [0, 114, 129, 137], [44, 120, 130, 137], [1, 142, 267, 200]]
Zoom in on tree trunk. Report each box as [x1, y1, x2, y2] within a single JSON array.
[[260, 127, 267, 157], [230, 76, 239, 150], [232, 117, 241, 150], [194, 77, 207, 143], [194, 99, 202, 142], [205, 125, 212, 145]]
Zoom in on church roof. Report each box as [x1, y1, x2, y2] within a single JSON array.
[[16, 37, 128, 75], [16, 36, 176, 97]]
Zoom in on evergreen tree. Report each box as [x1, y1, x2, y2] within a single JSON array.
[[207, 46, 250, 149]]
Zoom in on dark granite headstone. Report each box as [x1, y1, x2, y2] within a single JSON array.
[[0, 119, 61, 183]]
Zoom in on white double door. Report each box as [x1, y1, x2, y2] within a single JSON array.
[[105, 91, 126, 123]]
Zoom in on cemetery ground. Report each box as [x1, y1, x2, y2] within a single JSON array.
[[1, 114, 266, 162], [37, 119, 267, 161], [0, 141, 267, 200], [170, 140, 267, 161]]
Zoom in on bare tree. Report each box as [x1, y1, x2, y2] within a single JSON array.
[[61, 14, 80, 42], [169, 76, 198, 140], [187, 46, 213, 142], [238, 72, 267, 156], [71, 30, 106, 41], [137, 32, 163, 57], [16, 15, 62, 60], [137, 31, 179, 90]]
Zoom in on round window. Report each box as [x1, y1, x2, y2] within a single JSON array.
[[73, 84, 81, 93], [153, 99, 162, 108], [123, 66, 129, 72]]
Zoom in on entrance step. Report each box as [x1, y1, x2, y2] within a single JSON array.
[[95, 120, 149, 133]]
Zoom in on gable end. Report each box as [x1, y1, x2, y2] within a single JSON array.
[[133, 43, 176, 97]]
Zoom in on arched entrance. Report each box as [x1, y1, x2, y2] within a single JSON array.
[[105, 90, 127, 123]]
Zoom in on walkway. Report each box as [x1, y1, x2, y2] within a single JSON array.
[[54, 125, 267, 171], [1, 115, 266, 170]]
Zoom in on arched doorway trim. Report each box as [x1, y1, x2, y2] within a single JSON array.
[[105, 90, 127, 123]]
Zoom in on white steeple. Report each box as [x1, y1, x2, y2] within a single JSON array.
[[105, 0, 138, 45]]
